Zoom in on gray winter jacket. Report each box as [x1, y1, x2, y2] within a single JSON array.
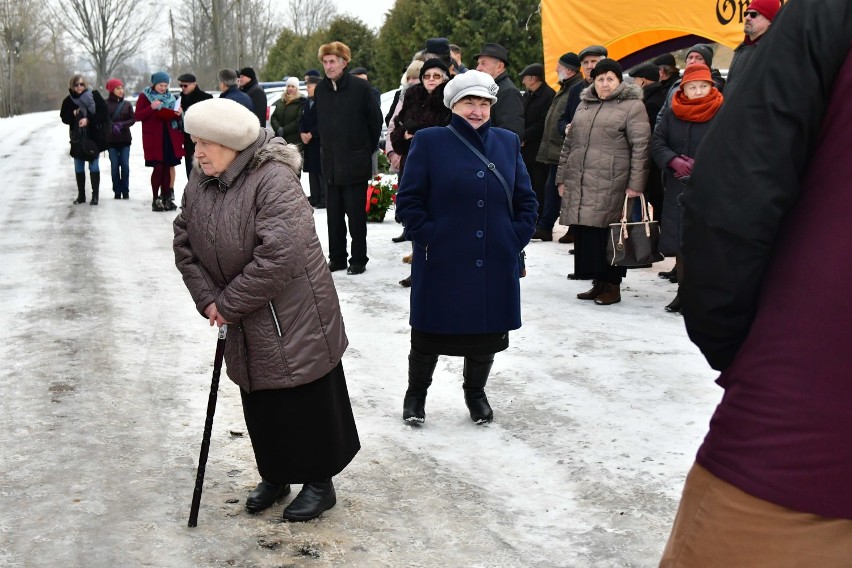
[[556, 81, 650, 227], [174, 129, 348, 392]]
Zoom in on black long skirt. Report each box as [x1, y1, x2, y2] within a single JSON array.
[[411, 328, 509, 357], [572, 225, 627, 284], [239, 361, 360, 484]]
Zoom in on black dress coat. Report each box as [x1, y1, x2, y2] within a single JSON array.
[[388, 82, 451, 177], [299, 96, 321, 174], [314, 72, 383, 186], [520, 82, 555, 164]]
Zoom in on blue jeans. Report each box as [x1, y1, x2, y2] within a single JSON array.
[[537, 164, 561, 230], [108, 146, 130, 195], [74, 157, 100, 174]]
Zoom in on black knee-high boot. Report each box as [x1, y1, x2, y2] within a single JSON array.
[[90, 172, 100, 205], [74, 173, 86, 204], [463, 353, 495, 424], [403, 348, 438, 424]]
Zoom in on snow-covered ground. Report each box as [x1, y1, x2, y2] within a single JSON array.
[[0, 112, 720, 567]]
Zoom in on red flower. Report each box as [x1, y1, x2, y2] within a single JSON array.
[[371, 197, 379, 204]]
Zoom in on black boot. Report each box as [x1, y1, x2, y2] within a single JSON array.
[[245, 479, 291, 513], [403, 349, 438, 424], [89, 172, 100, 205], [152, 197, 164, 212], [163, 188, 177, 211], [282, 480, 336, 522], [463, 354, 495, 424], [73, 173, 86, 204]]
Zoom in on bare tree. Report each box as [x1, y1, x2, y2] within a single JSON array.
[[53, 0, 159, 88], [287, 0, 337, 37], [0, 0, 39, 115], [172, 0, 282, 84]]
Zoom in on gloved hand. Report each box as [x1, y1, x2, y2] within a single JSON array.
[[668, 156, 693, 179], [276, 127, 284, 138], [112, 124, 122, 136]]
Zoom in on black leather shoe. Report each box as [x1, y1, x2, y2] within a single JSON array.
[[347, 265, 366, 275], [282, 481, 336, 522], [399, 276, 412, 287], [327, 260, 347, 272], [391, 232, 406, 243], [245, 481, 291, 513]]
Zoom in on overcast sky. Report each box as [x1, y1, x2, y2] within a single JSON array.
[[335, 0, 396, 30]]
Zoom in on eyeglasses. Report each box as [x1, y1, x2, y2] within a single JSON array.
[[74, 82, 86, 87], [744, 10, 760, 18], [422, 73, 445, 80], [179, 84, 190, 88]]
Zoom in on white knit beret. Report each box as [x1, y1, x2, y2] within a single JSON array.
[[183, 98, 260, 151], [442, 70, 499, 109], [286, 76, 299, 87]]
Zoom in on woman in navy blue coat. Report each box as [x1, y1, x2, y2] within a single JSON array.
[[395, 70, 538, 425]]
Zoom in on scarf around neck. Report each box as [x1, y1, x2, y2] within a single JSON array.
[[143, 86, 179, 129], [671, 88, 724, 123]]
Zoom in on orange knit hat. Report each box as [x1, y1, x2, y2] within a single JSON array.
[[681, 64, 713, 86]]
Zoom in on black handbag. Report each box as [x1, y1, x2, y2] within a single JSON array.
[[70, 127, 99, 162], [446, 125, 527, 278], [606, 194, 664, 267]]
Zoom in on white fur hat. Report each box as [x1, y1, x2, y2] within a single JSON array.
[[442, 70, 499, 109], [286, 76, 299, 88], [184, 98, 260, 151]]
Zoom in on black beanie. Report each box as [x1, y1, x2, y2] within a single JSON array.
[[420, 58, 450, 80], [686, 44, 714, 67], [590, 58, 623, 80], [558, 52, 581, 72], [238, 67, 257, 82]]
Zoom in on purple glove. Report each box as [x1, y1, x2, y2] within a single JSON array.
[[668, 156, 693, 179], [112, 123, 122, 136]]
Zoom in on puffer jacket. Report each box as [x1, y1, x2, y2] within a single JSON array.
[[556, 81, 650, 228], [173, 129, 348, 392]]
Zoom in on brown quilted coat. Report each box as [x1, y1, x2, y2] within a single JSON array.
[[174, 130, 348, 392], [556, 81, 650, 228]]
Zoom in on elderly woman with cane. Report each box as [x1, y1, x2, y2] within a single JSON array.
[[173, 98, 359, 522]]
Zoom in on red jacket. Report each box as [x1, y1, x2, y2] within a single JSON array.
[[134, 94, 185, 162]]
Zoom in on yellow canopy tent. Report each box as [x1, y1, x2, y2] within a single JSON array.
[[540, 0, 783, 85]]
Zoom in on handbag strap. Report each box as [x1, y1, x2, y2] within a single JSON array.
[[111, 101, 125, 122], [447, 124, 513, 217], [618, 194, 653, 241]]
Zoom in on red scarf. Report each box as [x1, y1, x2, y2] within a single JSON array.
[[671, 88, 724, 123]]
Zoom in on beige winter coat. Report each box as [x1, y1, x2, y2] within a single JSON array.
[[556, 81, 650, 228], [174, 130, 348, 392]]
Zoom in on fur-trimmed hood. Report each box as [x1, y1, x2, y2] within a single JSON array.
[[580, 81, 644, 103]]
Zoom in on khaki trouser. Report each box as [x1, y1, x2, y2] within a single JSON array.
[[660, 463, 852, 567]]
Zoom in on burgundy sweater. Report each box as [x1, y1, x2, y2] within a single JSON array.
[[681, 0, 852, 519]]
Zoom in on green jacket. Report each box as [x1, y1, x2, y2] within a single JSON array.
[[270, 95, 305, 145]]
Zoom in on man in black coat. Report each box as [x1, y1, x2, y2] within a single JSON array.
[[474, 43, 524, 138], [299, 75, 325, 208], [519, 63, 555, 218], [628, 62, 667, 218], [177, 73, 212, 177], [727, 0, 780, 91], [239, 67, 268, 126], [315, 41, 383, 275]]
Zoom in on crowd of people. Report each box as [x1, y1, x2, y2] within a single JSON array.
[[59, 0, 852, 562]]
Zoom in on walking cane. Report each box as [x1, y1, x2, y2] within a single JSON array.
[[188, 324, 228, 527]]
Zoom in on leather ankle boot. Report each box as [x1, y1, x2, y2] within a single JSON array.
[[665, 290, 682, 313], [403, 349, 438, 424], [90, 172, 100, 205], [245, 480, 291, 513], [463, 354, 495, 424], [282, 480, 336, 522], [577, 280, 604, 300], [594, 282, 622, 305], [74, 173, 86, 204]]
